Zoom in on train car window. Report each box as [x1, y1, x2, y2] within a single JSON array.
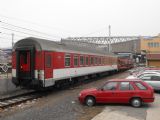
[[112, 58, 115, 64], [99, 57, 102, 65], [104, 57, 106, 65], [74, 55, 78, 66], [107, 57, 109, 64], [20, 52, 27, 64], [91, 57, 94, 65], [86, 56, 89, 65], [110, 58, 112, 65], [102, 57, 105, 65], [94, 57, 96, 65], [45, 55, 51, 68], [95, 57, 98, 65], [24, 52, 28, 64], [80, 56, 84, 65], [65, 54, 71, 67]]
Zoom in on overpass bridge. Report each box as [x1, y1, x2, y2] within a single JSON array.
[[62, 36, 152, 54], [64, 36, 142, 45]]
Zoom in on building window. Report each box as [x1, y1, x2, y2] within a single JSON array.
[[74, 55, 78, 66], [86, 56, 89, 65], [154, 42, 157, 47], [65, 54, 71, 67], [148, 42, 160, 47], [156, 42, 159, 47], [80, 56, 84, 65]]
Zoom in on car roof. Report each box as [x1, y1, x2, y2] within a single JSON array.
[[108, 79, 141, 82], [137, 72, 160, 76], [143, 71, 160, 73]]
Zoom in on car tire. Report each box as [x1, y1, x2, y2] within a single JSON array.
[[131, 98, 142, 108], [85, 96, 95, 107]]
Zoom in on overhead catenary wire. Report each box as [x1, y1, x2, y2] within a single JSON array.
[[1, 27, 59, 41], [0, 21, 61, 39], [0, 36, 12, 41], [0, 14, 75, 36], [0, 32, 27, 38]]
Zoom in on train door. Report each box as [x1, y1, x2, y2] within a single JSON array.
[[16, 47, 35, 85], [44, 52, 53, 79], [19, 51, 31, 79]]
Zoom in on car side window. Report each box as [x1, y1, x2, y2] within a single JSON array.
[[140, 76, 151, 81], [119, 82, 134, 90], [135, 82, 147, 90], [151, 76, 160, 81], [103, 82, 118, 91], [138, 73, 153, 79], [138, 74, 144, 78]]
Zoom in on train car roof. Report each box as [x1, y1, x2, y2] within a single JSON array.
[[13, 37, 116, 56]]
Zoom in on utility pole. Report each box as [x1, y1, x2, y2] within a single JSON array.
[[12, 33, 14, 48], [108, 25, 111, 53], [109, 25, 111, 37]]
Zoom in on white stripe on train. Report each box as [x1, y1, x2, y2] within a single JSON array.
[[12, 65, 118, 87]]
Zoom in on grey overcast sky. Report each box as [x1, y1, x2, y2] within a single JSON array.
[[0, 0, 160, 47]]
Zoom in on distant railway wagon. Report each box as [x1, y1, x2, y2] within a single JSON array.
[[12, 37, 131, 88], [117, 57, 134, 70]]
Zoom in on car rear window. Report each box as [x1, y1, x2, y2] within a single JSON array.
[[135, 82, 147, 90]]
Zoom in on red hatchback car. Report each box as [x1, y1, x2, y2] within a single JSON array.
[[78, 79, 154, 107]]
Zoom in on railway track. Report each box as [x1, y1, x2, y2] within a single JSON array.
[[0, 91, 43, 109], [0, 79, 90, 109]]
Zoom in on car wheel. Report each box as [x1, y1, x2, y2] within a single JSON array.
[[85, 96, 95, 107], [131, 98, 142, 107]]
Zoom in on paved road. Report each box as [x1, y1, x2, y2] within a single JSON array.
[[0, 71, 159, 120], [91, 94, 160, 120], [146, 94, 160, 120]]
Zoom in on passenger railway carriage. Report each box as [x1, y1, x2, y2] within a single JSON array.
[[12, 37, 118, 88]]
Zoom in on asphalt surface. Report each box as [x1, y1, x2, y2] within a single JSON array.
[[91, 94, 160, 120], [0, 71, 158, 120]]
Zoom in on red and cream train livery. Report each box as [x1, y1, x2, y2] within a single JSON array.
[[12, 37, 118, 88]]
